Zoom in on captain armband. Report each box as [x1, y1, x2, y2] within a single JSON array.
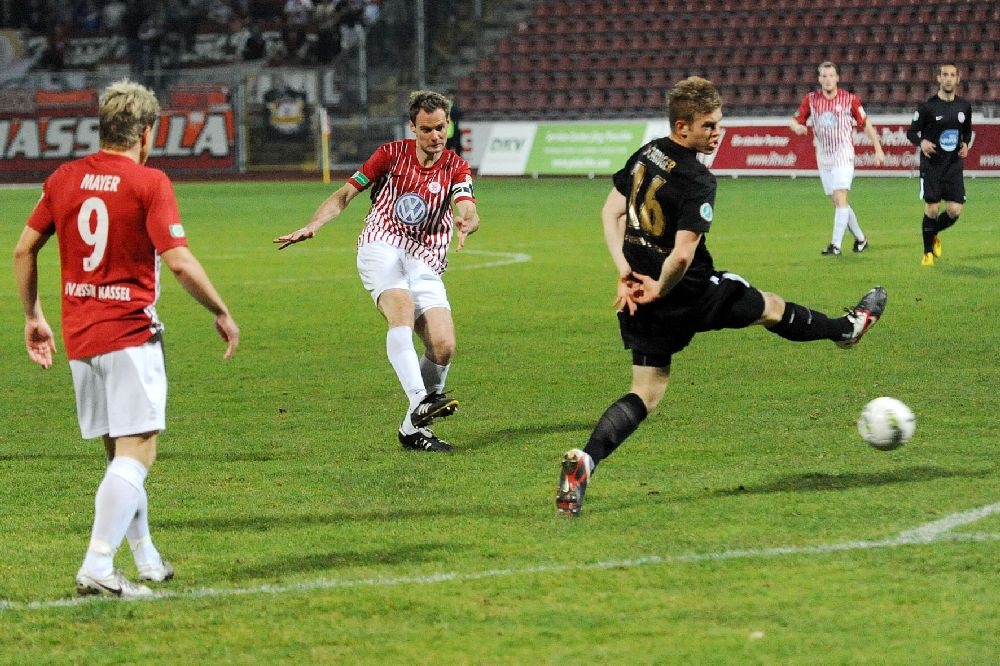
[[451, 181, 474, 201]]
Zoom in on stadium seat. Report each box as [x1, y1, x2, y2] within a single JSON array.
[[642, 69, 671, 89], [565, 91, 589, 113], [977, 40, 998, 59], [873, 65, 895, 84], [962, 81, 986, 102], [464, 0, 993, 119], [606, 70, 630, 90], [547, 71, 572, 90], [547, 91, 569, 116]]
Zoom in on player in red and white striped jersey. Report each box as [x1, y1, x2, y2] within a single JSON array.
[[790, 61, 885, 256], [275, 90, 480, 453]]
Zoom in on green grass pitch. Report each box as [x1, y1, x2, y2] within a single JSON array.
[[2, 175, 999, 663]]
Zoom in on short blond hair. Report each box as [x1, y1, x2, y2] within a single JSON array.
[[667, 76, 722, 126], [98, 79, 160, 150]]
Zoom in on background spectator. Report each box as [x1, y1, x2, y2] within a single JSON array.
[[38, 22, 68, 70], [102, 0, 128, 31], [335, 0, 364, 51], [242, 19, 267, 60], [312, 0, 341, 64], [283, 0, 312, 27], [74, 0, 101, 33]]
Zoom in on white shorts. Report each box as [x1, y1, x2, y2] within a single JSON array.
[[819, 163, 854, 195], [357, 241, 451, 317], [70, 336, 167, 439]]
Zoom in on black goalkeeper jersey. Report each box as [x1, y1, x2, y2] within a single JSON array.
[[612, 137, 716, 303], [906, 94, 973, 167]]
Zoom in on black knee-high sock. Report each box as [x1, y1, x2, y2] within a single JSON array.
[[583, 393, 648, 468], [922, 215, 937, 253], [768, 302, 851, 342], [936, 211, 957, 233]]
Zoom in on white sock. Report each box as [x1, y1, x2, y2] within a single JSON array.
[[81, 456, 147, 577], [126, 484, 163, 569], [419, 355, 450, 395], [386, 326, 426, 433], [832, 207, 850, 248], [846, 207, 865, 241]]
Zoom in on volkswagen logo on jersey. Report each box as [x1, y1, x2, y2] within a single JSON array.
[[819, 111, 837, 127], [394, 193, 428, 226], [939, 129, 960, 152]]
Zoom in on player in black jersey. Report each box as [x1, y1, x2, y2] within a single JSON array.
[[906, 63, 973, 266], [556, 77, 888, 517]]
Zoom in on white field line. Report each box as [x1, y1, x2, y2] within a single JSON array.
[[3, 502, 999, 613], [241, 249, 532, 285], [452, 249, 533, 270]]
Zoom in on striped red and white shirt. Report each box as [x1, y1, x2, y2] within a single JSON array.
[[793, 88, 868, 168], [349, 139, 475, 274]]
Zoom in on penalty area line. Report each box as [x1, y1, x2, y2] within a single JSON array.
[[450, 249, 532, 271], [3, 502, 999, 613], [239, 249, 532, 285]]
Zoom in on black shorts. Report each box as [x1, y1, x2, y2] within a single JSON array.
[[920, 160, 966, 204], [618, 270, 765, 366]]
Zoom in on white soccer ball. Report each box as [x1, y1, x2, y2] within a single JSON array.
[[857, 397, 916, 451]]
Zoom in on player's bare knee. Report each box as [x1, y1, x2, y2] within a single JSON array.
[[758, 292, 786, 326], [425, 339, 454, 365]]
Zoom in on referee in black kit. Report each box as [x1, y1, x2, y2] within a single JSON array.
[[907, 63, 973, 267]]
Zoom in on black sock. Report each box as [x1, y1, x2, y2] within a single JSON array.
[[936, 211, 957, 233], [768, 302, 850, 342], [922, 215, 937, 253], [583, 393, 648, 468]]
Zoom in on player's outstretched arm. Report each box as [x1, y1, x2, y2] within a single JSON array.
[[274, 183, 360, 249]]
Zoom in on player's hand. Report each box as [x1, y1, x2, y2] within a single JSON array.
[[920, 139, 937, 158], [24, 318, 56, 369], [273, 226, 316, 249], [959, 143, 969, 159], [791, 124, 808, 137], [613, 275, 640, 315], [628, 272, 664, 306], [454, 215, 479, 251], [215, 312, 240, 360], [874, 148, 886, 167]]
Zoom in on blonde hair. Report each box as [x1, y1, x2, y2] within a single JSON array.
[[667, 76, 722, 126], [98, 79, 160, 150], [407, 89, 451, 124], [818, 61, 840, 75]]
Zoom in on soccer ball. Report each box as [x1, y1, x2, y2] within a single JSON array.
[[857, 397, 916, 451]]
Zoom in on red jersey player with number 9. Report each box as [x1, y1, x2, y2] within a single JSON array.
[[14, 78, 240, 598]]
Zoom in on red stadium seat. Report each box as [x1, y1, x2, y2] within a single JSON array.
[[463, 0, 986, 119]]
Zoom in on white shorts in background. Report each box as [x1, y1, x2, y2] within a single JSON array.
[[70, 336, 167, 439], [357, 241, 451, 317], [819, 163, 855, 195]]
